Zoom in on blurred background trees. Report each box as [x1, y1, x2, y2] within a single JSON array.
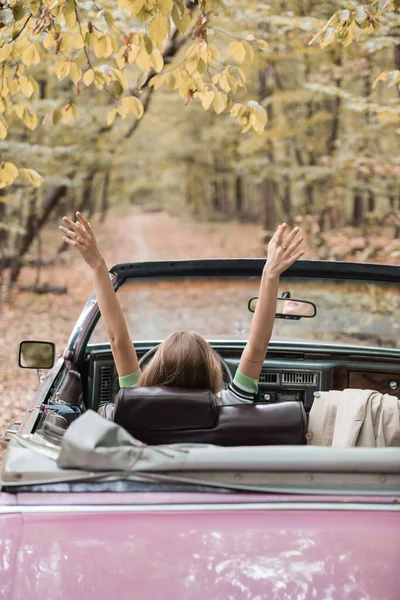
[[0, 0, 399, 299]]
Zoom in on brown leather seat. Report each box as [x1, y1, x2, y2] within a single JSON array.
[[98, 386, 307, 446]]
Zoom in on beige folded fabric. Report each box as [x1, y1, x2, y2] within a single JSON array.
[[307, 389, 400, 447]]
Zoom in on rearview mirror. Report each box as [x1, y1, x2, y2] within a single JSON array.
[[18, 340, 55, 370], [248, 297, 317, 319]]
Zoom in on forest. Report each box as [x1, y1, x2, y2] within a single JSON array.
[[0, 0, 399, 300]]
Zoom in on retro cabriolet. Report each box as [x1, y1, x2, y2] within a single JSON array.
[[1, 258, 400, 600]]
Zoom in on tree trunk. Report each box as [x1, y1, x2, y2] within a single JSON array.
[[259, 66, 277, 243], [327, 49, 342, 156], [352, 189, 364, 226], [80, 170, 97, 217], [235, 175, 243, 214], [100, 171, 110, 223], [9, 185, 67, 284], [260, 178, 277, 240], [9, 191, 38, 285]]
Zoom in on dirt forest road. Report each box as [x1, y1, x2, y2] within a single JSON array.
[[0, 208, 260, 454]]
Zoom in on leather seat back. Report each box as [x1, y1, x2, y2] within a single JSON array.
[[109, 386, 306, 446]]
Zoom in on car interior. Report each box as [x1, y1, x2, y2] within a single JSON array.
[[83, 340, 400, 447]]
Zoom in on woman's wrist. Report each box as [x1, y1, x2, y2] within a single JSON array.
[[91, 256, 107, 272], [262, 266, 280, 281]]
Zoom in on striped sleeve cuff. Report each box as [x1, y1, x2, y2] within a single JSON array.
[[233, 369, 259, 393], [118, 369, 141, 388]]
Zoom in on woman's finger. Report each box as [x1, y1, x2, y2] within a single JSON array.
[[283, 226, 300, 247], [59, 225, 78, 239], [286, 235, 303, 256], [63, 236, 77, 246], [62, 216, 81, 235], [272, 223, 285, 246], [76, 211, 92, 233], [290, 249, 305, 262]]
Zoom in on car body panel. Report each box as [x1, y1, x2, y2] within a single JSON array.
[[0, 494, 399, 600]]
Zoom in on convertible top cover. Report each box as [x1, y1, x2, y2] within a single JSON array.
[[2, 412, 400, 492]]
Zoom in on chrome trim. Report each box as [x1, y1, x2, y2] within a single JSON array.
[[0, 502, 399, 514]]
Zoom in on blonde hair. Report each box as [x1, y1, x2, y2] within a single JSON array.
[[138, 330, 223, 393]]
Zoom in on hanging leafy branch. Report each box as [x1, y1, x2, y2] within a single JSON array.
[[310, 0, 400, 48], [310, 0, 400, 96], [0, 0, 269, 189]]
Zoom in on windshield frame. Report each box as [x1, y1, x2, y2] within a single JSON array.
[[69, 259, 400, 363]]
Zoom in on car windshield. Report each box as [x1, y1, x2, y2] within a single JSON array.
[[89, 276, 400, 349]]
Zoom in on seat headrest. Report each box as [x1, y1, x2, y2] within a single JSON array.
[[114, 386, 217, 432]]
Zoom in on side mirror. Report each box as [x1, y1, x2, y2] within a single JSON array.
[[18, 340, 55, 370]]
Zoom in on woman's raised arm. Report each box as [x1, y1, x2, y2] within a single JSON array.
[[238, 223, 304, 380], [59, 211, 139, 377]]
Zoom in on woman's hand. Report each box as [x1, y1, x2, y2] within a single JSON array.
[[58, 212, 104, 270], [264, 223, 304, 279]]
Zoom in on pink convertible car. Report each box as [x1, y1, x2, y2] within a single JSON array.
[[1, 259, 400, 599]]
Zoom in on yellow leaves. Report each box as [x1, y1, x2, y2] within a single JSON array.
[[117, 0, 135, 11], [196, 89, 215, 110], [130, 0, 146, 15], [21, 44, 41, 66], [117, 96, 144, 119], [61, 102, 79, 124], [69, 62, 82, 84], [54, 60, 70, 81], [92, 68, 106, 90], [0, 162, 18, 189], [148, 13, 168, 51], [256, 39, 269, 51], [0, 44, 12, 62], [373, 70, 400, 88], [208, 43, 220, 62], [158, 0, 173, 15], [247, 100, 267, 134], [228, 41, 246, 63], [0, 117, 7, 140], [43, 33, 55, 51], [107, 108, 117, 126], [149, 74, 166, 89], [231, 101, 267, 135], [116, 44, 139, 69], [83, 69, 94, 86], [19, 75, 34, 98], [111, 68, 129, 91], [150, 50, 164, 73], [172, 3, 191, 34], [14, 102, 38, 130], [18, 168, 44, 187], [242, 41, 255, 65], [93, 36, 113, 59], [136, 50, 152, 71], [213, 91, 227, 115]]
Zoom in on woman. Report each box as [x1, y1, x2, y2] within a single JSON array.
[[59, 213, 304, 405]]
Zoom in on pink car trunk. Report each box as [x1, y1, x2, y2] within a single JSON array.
[[1, 493, 399, 600]]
